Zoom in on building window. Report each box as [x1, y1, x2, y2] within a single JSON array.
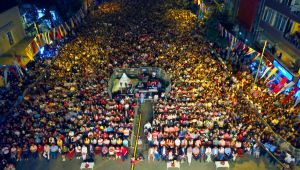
[[273, 13, 288, 32], [6, 32, 14, 46], [263, 7, 274, 25]]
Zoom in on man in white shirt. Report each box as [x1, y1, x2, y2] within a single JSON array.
[[81, 145, 88, 160], [205, 147, 212, 162]]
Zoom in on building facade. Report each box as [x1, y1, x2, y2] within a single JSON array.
[[0, 5, 26, 56], [223, 0, 300, 74]]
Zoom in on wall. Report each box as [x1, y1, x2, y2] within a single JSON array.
[[237, 0, 260, 31], [0, 6, 25, 56]]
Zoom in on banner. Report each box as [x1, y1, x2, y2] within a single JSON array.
[[275, 81, 295, 96], [273, 76, 288, 93], [264, 67, 278, 83]]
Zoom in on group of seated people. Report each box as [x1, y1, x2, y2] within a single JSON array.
[[0, 0, 299, 170]]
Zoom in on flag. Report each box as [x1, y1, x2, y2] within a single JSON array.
[[275, 81, 295, 96], [15, 55, 25, 69], [252, 53, 261, 61], [58, 25, 64, 37], [56, 27, 62, 40], [31, 40, 38, 55], [25, 46, 34, 60], [52, 28, 56, 41], [273, 76, 288, 93], [65, 22, 71, 32], [260, 66, 272, 79], [246, 47, 255, 55], [62, 24, 67, 36], [282, 86, 299, 104], [234, 40, 242, 50], [70, 18, 75, 28], [43, 32, 49, 44], [40, 33, 46, 44], [264, 67, 278, 83], [33, 37, 40, 48]]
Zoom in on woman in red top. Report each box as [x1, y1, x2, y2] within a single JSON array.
[[115, 146, 122, 159], [67, 144, 75, 160], [37, 144, 44, 159]]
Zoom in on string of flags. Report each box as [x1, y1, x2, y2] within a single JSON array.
[[24, 8, 85, 61], [1, 8, 86, 87], [218, 23, 300, 106]]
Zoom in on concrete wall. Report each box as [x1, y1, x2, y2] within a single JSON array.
[[0, 6, 25, 56]]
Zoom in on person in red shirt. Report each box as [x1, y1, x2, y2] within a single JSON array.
[[37, 144, 44, 159], [115, 146, 122, 159], [121, 146, 128, 161]]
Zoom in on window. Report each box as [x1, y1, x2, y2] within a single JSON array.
[[263, 7, 274, 24], [6, 32, 14, 46], [273, 13, 288, 32]]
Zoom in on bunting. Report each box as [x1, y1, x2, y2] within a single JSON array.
[[260, 66, 272, 79], [264, 67, 278, 83], [56, 27, 62, 40], [275, 81, 295, 96], [70, 18, 75, 28], [273, 76, 288, 93], [15, 55, 25, 69]]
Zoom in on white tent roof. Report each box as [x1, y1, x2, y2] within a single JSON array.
[[119, 73, 131, 87]]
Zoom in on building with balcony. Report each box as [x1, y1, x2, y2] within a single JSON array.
[[0, 1, 26, 56], [222, 0, 300, 76]]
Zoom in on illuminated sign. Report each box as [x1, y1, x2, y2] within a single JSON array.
[[298, 79, 300, 88], [273, 60, 293, 81]]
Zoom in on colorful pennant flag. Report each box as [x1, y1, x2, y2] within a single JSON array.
[[264, 67, 278, 83], [275, 81, 295, 96], [273, 76, 288, 93]]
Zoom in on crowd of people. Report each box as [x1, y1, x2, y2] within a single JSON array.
[[0, 0, 299, 169]]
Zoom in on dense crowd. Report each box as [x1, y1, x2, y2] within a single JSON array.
[[0, 0, 299, 170]]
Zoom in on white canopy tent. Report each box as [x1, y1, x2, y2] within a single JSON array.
[[119, 73, 132, 88]]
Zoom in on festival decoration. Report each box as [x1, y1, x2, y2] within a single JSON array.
[[273, 76, 288, 93], [275, 81, 295, 96], [264, 67, 278, 83], [282, 86, 299, 104]]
